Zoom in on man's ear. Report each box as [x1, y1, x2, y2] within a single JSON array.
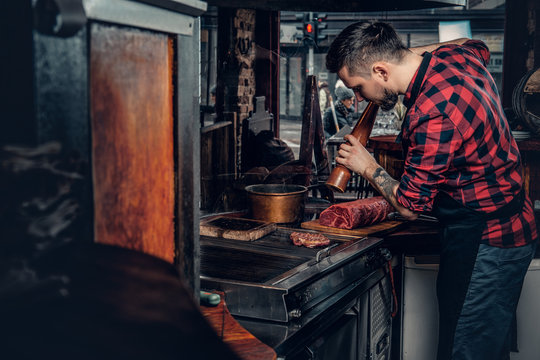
[[372, 62, 389, 82]]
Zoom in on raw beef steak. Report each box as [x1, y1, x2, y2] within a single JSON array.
[[319, 196, 394, 229]]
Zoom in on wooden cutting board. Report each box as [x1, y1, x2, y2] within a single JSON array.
[[200, 216, 276, 241], [300, 219, 405, 237]]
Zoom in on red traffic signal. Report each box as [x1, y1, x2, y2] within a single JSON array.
[[305, 23, 313, 33]]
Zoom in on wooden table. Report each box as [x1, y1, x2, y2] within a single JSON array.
[[201, 293, 277, 360]]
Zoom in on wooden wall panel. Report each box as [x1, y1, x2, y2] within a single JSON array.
[[502, 0, 540, 107], [200, 121, 234, 211], [90, 23, 175, 263], [255, 11, 280, 137]]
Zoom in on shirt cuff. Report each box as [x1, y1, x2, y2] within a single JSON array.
[[395, 185, 434, 213]]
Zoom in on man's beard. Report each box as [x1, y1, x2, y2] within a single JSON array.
[[380, 88, 399, 111]]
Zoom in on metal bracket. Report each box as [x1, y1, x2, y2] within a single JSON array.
[[33, 0, 87, 37]]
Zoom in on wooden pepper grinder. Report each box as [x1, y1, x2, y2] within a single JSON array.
[[326, 101, 379, 193]]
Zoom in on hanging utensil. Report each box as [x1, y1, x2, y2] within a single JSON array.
[[329, 95, 340, 133]]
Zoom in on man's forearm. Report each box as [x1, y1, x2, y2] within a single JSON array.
[[367, 166, 418, 220], [336, 134, 419, 220]]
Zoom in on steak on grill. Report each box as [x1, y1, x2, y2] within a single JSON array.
[[290, 231, 330, 248], [319, 196, 394, 229]]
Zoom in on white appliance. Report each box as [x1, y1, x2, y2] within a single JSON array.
[[401, 255, 440, 360], [511, 259, 540, 360]]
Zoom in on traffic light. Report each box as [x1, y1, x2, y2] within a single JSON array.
[[295, 13, 327, 46], [314, 13, 328, 45], [303, 21, 316, 43]]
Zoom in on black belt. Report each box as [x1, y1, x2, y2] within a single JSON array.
[[433, 189, 525, 226]]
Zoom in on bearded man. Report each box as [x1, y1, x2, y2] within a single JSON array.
[[326, 21, 538, 360]]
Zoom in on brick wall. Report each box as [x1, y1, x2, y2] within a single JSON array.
[[233, 9, 256, 122]]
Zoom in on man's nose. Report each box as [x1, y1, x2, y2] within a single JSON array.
[[354, 92, 365, 102]]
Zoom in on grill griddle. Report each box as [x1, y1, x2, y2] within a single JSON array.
[[201, 245, 308, 283], [201, 228, 384, 322]]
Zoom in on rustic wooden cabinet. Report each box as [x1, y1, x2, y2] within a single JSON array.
[[90, 23, 176, 262], [1, 0, 206, 293]]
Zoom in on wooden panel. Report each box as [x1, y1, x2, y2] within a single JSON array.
[[90, 23, 175, 263], [520, 142, 540, 204], [205, 0, 466, 12], [255, 11, 280, 137], [501, 0, 539, 107], [301, 219, 405, 237], [176, 27, 202, 294], [200, 121, 234, 211], [1, 1, 35, 146]]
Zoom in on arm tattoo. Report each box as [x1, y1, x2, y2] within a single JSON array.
[[372, 167, 399, 199]]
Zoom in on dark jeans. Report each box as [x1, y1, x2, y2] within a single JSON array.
[[448, 242, 537, 360]]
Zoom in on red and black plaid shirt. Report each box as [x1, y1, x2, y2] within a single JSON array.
[[396, 40, 537, 248]]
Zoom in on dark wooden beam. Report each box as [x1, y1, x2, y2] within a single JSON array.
[[134, 0, 207, 16], [176, 21, 202, 295], [255, 10, 280, 137], [0, 1, 36, 146], [502, 0, 540, 107], [206, 0, 465, 12]]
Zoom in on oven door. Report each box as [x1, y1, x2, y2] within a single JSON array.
[[291, 312, 359, 360]]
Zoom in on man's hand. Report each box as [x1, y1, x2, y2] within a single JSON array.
[[336, 135, 378, 177], [336, 135, 418, 220]]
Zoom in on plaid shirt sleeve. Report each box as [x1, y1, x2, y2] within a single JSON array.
[[395, 111, 463, 213], [435, 40, 490, 68]]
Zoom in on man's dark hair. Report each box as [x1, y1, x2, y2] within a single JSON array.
[[326, 22, 408, 77]]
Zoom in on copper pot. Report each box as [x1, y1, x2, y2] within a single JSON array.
[[245, 184, 308, 224]]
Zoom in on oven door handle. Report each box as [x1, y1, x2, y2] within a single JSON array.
[[314, 243, 340, 263]]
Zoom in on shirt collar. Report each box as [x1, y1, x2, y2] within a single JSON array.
[[403, 52, 432, 109], [396, 52, 432, 145]]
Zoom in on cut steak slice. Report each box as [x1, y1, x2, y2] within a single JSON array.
[[290, 231, 330, 248], [319, 196, 394, 229]]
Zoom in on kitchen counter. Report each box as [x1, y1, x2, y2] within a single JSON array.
[[383, 219, 440, 255]]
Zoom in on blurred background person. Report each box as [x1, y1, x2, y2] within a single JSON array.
[[323, 86, 358, 139], [318, 81, 331, 115]]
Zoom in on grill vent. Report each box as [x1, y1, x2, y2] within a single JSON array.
[[370, 274, 393, 359]]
